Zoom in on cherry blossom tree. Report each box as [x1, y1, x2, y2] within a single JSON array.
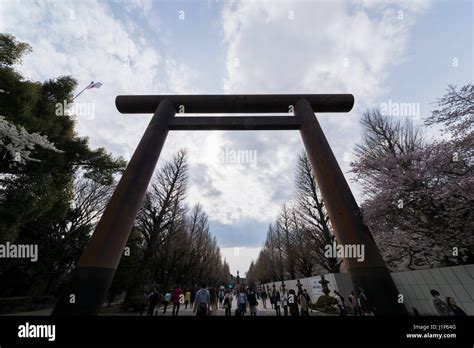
[[0, 115, 61, 166], [351, 85, 473, 270]]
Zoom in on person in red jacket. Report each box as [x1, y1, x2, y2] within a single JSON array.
[[172, 285, 184, 316]]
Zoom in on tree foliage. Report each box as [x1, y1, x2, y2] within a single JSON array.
[[122, 151, 231, 302], [0, 34, 32, 67], [0, 34, 125, 297], [351, 85, 473, 270], [425, 83, 473, 140]]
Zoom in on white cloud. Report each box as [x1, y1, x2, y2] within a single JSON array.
[[124, 0, 153, 12], [221, 246, 262, 275], [221, 0, 421, 101], [208, 0, 432, 227], [360, 0, 430, 13], [0, 0, 199, 160]]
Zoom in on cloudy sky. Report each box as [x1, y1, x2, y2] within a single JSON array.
[[1, 0, 472, 275]]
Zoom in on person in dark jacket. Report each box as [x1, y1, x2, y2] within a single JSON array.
[[446, 297, 467, 316], [357, 287, 375, 316], [272, 290, 281, 316], [147, 288, 159, 316], [430, 289, 451, 316], [288, 289, 299, 316], [261, 290, 268, 309], [247, 288, 258, 316], [223, 290, 232, 316]]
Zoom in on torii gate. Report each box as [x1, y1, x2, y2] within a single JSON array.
[[52, 94, 407, 316]]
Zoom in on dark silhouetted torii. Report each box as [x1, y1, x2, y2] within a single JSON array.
[[52, 94, 407, 316]]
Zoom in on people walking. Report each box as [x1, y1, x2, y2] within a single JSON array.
[[184, 289, 191, 309], [237, 286, 248, 316], [298, 290, 310, 316], [281, 289, 289, 316], [272, 290, 281, 316], [154, 290, 163, 315], [430, 289, 451, 316], [172, 285, 183, 316], [247, 288, 258, 316], [147, 288, 159, 316], [261, 289, 268, 309], [303, 289, 313, 313], [193, 283, 210, 316], [218, 288, 225, 309], [334, 290, 347, 316], [446, 297, 467, 316], [349, 290, 361, 316], [223, 290, 232, 316], [288, 289, 299, 316], [357, 287, 374, 316], [162, 290, 171, 314], [268, 289, 274, 309]]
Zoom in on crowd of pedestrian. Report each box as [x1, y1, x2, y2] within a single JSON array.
[[144, 284, 190, 316], [142, 283, 467, 317], [429, 289, 467, 316], [143, 283, 316, 317], [326, 286, 467, 317], [332, 287, 375, 316]]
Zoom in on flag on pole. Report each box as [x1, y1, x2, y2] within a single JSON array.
[[86, 81, 103, 89], [72, 81, 103, 101]]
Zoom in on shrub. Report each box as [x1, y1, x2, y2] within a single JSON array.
[[0, 296, 55, 314]]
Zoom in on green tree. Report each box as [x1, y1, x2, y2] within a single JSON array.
[[0, 33, 125, 297]]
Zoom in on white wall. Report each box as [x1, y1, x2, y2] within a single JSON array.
[[260, 264, 474, 315], [392, 265, 474, 315]]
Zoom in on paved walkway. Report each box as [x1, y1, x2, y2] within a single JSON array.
[[150, 295, 328, 316], [4, 295, 334, 316]]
